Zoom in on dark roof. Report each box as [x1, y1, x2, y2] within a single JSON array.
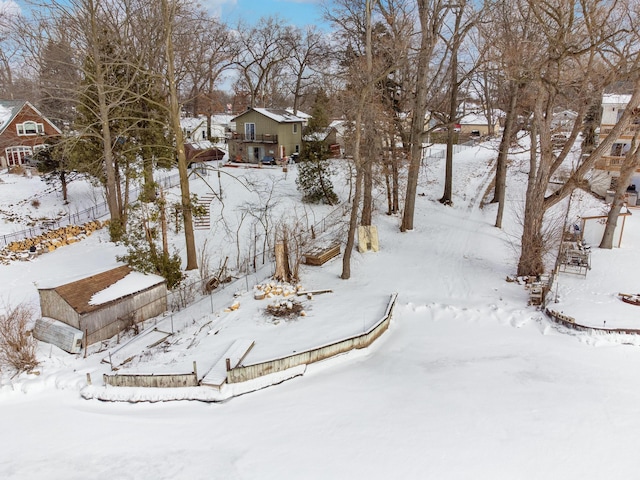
[[50, 265, 165, 315]]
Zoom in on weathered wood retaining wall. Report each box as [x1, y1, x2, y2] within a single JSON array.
[[546, 308, 640, 335], [226, 293, 398, 384], [103, 362, 198, 388]]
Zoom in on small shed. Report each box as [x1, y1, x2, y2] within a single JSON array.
[[185, 141, 225, 164], [37, 265, 167, 347]]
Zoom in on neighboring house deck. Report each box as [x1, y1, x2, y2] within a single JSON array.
[[0, 100, 62, 169], [229, 108, 305, 163], [591, 94, 640, 200]]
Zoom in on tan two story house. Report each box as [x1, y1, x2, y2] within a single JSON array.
[[0, 100, 62, 169], [229, 108, 305, 163]]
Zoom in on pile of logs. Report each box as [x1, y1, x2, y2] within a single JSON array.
[[0, 220, 108, 264], [254, 282, 300, 300]]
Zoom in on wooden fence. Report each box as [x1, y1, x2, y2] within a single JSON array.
[[545, 308, 640, 335], [226, 293, 398, 384]]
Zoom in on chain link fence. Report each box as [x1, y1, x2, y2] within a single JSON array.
[[0, 173, 182, 247]]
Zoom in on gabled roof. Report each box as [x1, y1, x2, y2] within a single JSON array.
[[211, 114, 235, 125], [0, 99, 63, 136], [285, 108, 311, 119], [233, 107, 306, 124], [0, 100, 27, 133], [48, 265, 165, 315], [180, 117, 207, 130], [303, 126, 335, 142], [459, 112, 500, 126]]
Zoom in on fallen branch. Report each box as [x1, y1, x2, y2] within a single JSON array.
[[296, 289, 333, 296]]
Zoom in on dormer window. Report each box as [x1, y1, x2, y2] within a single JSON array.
[[17, 121, 44, 136]]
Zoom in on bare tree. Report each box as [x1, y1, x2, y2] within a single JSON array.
[[477, 0, 540, 228], [401, 0, 448, 231], [282, 25, 330, 114], [438, 0, 479, 206], [600, 114, 640, 248], [233, 16, 290, 108], [180, 16, 236, 119], [516, 0, 640, 276], [161, 0, 197, 270]]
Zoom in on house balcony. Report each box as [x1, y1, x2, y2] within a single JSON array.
[[231, 133, 279, 144], [599, 123, 640, 138], [594, 155, 640, 172]]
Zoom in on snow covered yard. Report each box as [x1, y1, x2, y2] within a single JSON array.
[[1, 142, 640, 479]]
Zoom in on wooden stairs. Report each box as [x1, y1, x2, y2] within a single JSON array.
[[193, 194, 215, 230]]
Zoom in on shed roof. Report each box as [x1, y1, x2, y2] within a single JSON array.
[[50, 265, 165, 315]]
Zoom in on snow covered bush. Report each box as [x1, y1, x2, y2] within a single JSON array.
[[0, 303, 39, 375]]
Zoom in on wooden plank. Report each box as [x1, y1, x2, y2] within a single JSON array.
[[303, 244, 340, 266], [358, 225, 379, 252], [200, 339, 255, 388]]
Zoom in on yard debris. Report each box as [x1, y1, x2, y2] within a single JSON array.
[[224, 301, 240, 313], [296, 288, 333, 297], [265, 299, 305, 319]]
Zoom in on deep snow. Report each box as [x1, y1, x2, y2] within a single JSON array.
[[1, 141, 639, 479]]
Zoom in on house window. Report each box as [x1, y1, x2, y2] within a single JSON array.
[[5, 146, 32, 166], [293, 123, 298, 134], [245, 123, 256, 140], [295, 144, 300, 153], [611, 143, 627, 156], [16, 121, 44, 136]]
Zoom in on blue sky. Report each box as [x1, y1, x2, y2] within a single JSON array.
[[5, 0, 328, 30], [205, 0, 328, 28]]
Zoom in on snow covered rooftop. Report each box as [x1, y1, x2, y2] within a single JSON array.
[[248, 108, 306, 123], [602, 94, 632, 105], [285, 108, 311, 119], [459, 112, 498, 125], [211, 114, 234, 125], [303, 127, 334, 142], [44, 265, 165, 314], [0, 99, 26, 133], [180, 117, 207, 129]]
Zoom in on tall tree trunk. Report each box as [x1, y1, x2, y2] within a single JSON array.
[[341, 0, 372, 279], [401, 0, 435, 231], [341, 167, 363, 280], [392, 151, 399, 213], [361, 143, 373, 226], [60, 170, 68, 203], [600, 133, 640, 248], [89, 1, 120, 238], [162, 0, 198, 271], [517, 117, 547, 276], [494, 82, 519, 228], [439, 7, 462, 206]]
